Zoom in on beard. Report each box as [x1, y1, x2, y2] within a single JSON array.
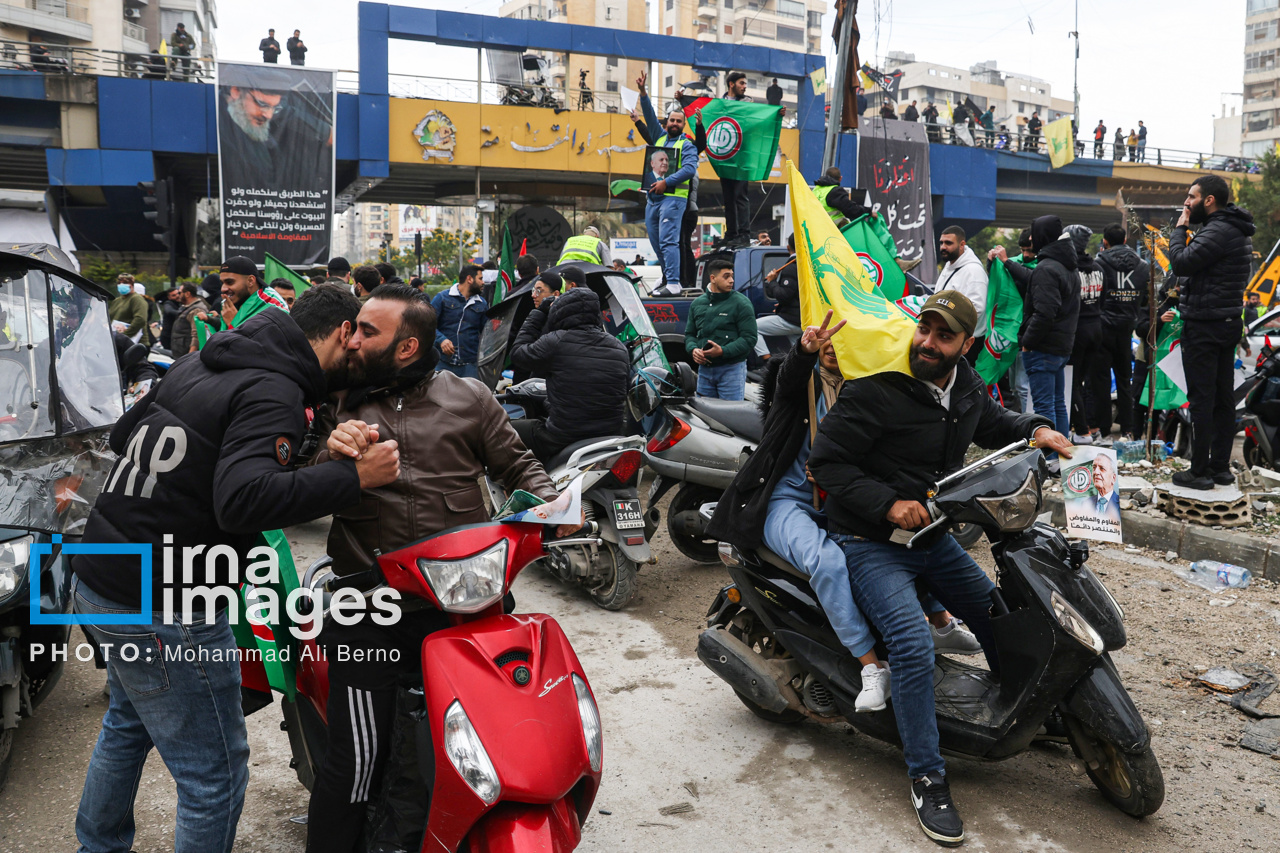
[[348, 341, 399, 389], [1188, 200, 1208, 225], [227, 96, 272, 143], [323, 357, 354, 393], [938, 246, 958, 264], [909, 341, 964, 382]]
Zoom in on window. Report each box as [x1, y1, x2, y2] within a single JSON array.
[[928, 68, 937, 76], [744, 19, 774, 37], [808, 11, 822, 28], [777, 0, 804, 19], [1247, 109, 1275, 132], [665, 75, 673, 87], [1247, 82, 1277, 103], [666, 0, 673, 8], [1247, 50, 1277, 72], [1249, 0, 1279, 15], [724, 0, 733, 6], [665, 25, 673, 34], [607, 56, 618, 67], [1244, 139, 1275, 157], [606, 81, 619, 92], [1019, 84, 1027, 91], [775, 24, 803, 44], [1249, 20, 1279, 42], [724, 24, 732, 34]]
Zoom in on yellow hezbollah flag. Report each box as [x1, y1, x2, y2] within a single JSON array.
[[789, 160, 914, 380], [1045, 116, 1075, 169]]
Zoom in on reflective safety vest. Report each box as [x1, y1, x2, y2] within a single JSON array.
[[654, 134, 692, 199], [812, 183, 842, 220], [558, 235, 603, 265]]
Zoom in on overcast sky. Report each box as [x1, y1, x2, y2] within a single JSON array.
[[217, 0, 1245, 154]]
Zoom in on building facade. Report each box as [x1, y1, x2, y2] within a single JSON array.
[[654, 0, 825, 115], [1243, 0, 1280, 158], [0, 0, 216, 65], [498, 0, 649, 112], [884, 53, 1073, 131]]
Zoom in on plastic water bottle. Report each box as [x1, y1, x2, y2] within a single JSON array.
[[1186, 561, 1252, 590], [1114, 440, 1145, 464]]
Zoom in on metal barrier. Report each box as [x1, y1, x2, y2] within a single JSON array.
[[0, 38, 213, 82]]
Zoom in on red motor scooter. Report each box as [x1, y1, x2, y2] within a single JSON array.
[[264, 521, 604, 853]]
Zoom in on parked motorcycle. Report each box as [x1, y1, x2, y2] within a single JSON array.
[[628, 364, 761, 563], [498, 380, 652, 610], [277, 520, 603, 852], [699, 440, 1164, 818], [0, 243, 124, 792], [1243, 345, 1280, 470]]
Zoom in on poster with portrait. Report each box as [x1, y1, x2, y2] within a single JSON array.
[[217, 61, 336, 266], [398, 204, 428, 246], [641, 145, 672, 193], [1062, 447, 1123, 544]]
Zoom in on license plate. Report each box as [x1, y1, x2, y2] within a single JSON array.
[[613, 499, 645, 530]]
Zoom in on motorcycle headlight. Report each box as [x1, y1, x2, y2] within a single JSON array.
[[1050, 590, 1105, 654], [416, 541, 507, 614], [573, 674, 603, 773], [443, 700, 501, 804], [975, 470, 1041, 532], [0, 535, 33, 604]]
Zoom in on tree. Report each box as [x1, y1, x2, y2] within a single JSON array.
[[1234, 150, 1280, 259], [363, 228, 480, 285]]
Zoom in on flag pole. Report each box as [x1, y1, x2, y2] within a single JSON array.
[[822, 4, 855, 172], [1145, 237, 1157, 460]]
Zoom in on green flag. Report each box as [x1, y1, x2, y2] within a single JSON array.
[[1141, 311, 1188, 410], [495, 225, 514, 307], [264, 253, 311, 296], [840, 215, 907, 302], [698, 100, 782, 182], [973, 259, 1029, 384], [230, 529, 302, 700], [194, 285, 289, 350], [610, 179, 642, 196]]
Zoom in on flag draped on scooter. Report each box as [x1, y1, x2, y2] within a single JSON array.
[[789, 160, 914, 380]]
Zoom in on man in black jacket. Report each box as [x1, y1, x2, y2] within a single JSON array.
[[1167, 176, 1256, 488], [754, 233, 802, 361], [811, 167, 873, 225], [287, 29, 307, 66], [71, 289, 400, 853], [509, 287, 630, 462], [993, 215, 1079, 453], [808, 291, 1069, 847], [1065, 224, 1104, 442], [259, 29, 281, 63], [1094, 225, 1148, 439]]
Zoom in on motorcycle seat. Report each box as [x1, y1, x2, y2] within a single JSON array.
[[756, 545, 810, 583], [545, 437, 617, 471], [688, 398, 764, 444]]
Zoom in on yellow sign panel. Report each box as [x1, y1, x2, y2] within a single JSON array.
[[388, 98, 798, 184]]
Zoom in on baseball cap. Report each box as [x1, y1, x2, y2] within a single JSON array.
[[919, 290, 977, 337], [220, 256, 259, 278]]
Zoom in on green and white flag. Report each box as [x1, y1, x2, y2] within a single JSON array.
[[974, 259, 1031, 384], [699, 100, 783, 182], [840, 215, 906, 302], [1141, 311, 1189, 410]]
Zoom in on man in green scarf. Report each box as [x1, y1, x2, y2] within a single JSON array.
[[196, 256, 290, 347]]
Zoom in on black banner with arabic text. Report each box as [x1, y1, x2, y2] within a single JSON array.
[[857, 119, 937, 283], [217, 61, 335, 266]]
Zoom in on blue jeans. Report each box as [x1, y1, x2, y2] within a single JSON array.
[[438, 361, 479, 379], [73, 578, 249, 853], [1023, 350, 1069, 447], [696, 360, 747, 400], [832, 534, 999, 780], [646, 194, 688, 289]]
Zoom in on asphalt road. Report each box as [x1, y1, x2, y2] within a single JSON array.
[[3, 516, 1278, 852]]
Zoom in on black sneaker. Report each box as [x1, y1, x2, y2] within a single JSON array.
[[1171, 470, 1214, 490], [910, 772, 964, 846], [1211, 470, 1235, 486]]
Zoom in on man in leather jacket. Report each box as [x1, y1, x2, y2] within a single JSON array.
[[304, 284, 560, 853]]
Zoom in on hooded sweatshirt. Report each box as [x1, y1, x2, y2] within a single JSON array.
[[510, 287, 630, 444], [1066, 226, 1103, 325], [73, 309, 362, 608], [1167, 203, 1256, 321], [1020, 215, 1080, 356], [1096, 244, 1149, 331], [937, 245, 990, 335]]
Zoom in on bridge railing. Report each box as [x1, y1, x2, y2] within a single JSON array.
[[0, 38, 213, 82]]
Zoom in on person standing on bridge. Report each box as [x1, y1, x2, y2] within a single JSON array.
[[259, 29, 281, 63], [287, 29, 308, 66], [1137, 121, 1148, 163], [170, 22, 196, 79], [1093, 120, 1107, 159], [556, 225, 611, 266]]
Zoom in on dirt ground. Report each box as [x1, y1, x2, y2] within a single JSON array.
[[3, 504, 1280, 851]]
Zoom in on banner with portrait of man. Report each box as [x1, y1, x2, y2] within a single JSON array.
[[216, 61, 336, 265]]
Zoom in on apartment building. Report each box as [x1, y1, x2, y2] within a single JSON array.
[[0, 0, 216, 61], [498, 0, 649, 111], [1243, 0, 1280, 158], [883, 52, 1072, 130], [335, 203, 479, 263], [654, 0, 825, 113]]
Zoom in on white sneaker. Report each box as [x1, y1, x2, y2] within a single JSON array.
[[855, 663, 890, 712], [931, 618, 983, 655], [1070, 431, 1094, 445]]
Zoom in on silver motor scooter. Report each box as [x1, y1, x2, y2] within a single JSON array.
[[629, 364, 762, 563]]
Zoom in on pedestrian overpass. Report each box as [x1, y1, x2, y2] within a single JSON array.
[[0, 1, 1242, 265]]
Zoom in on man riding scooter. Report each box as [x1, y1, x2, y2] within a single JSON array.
[[808, 291, 1073, 847], [508, 287, 630, 463], [306, 284, 571, 853], [707, 311, 981, 715]]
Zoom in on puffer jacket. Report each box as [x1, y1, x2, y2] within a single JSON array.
[[1097, 244, 1149, 331], [684, 288, 758, 366], [510, 288, 630, 445], [1020, 216, 1080, 356], [312, 356, 557, 575], [1168, 204, 1256, 321]]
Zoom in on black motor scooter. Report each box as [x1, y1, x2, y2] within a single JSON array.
[[698, 440, 1164, 818], [1243, 345, 1280, 470]]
